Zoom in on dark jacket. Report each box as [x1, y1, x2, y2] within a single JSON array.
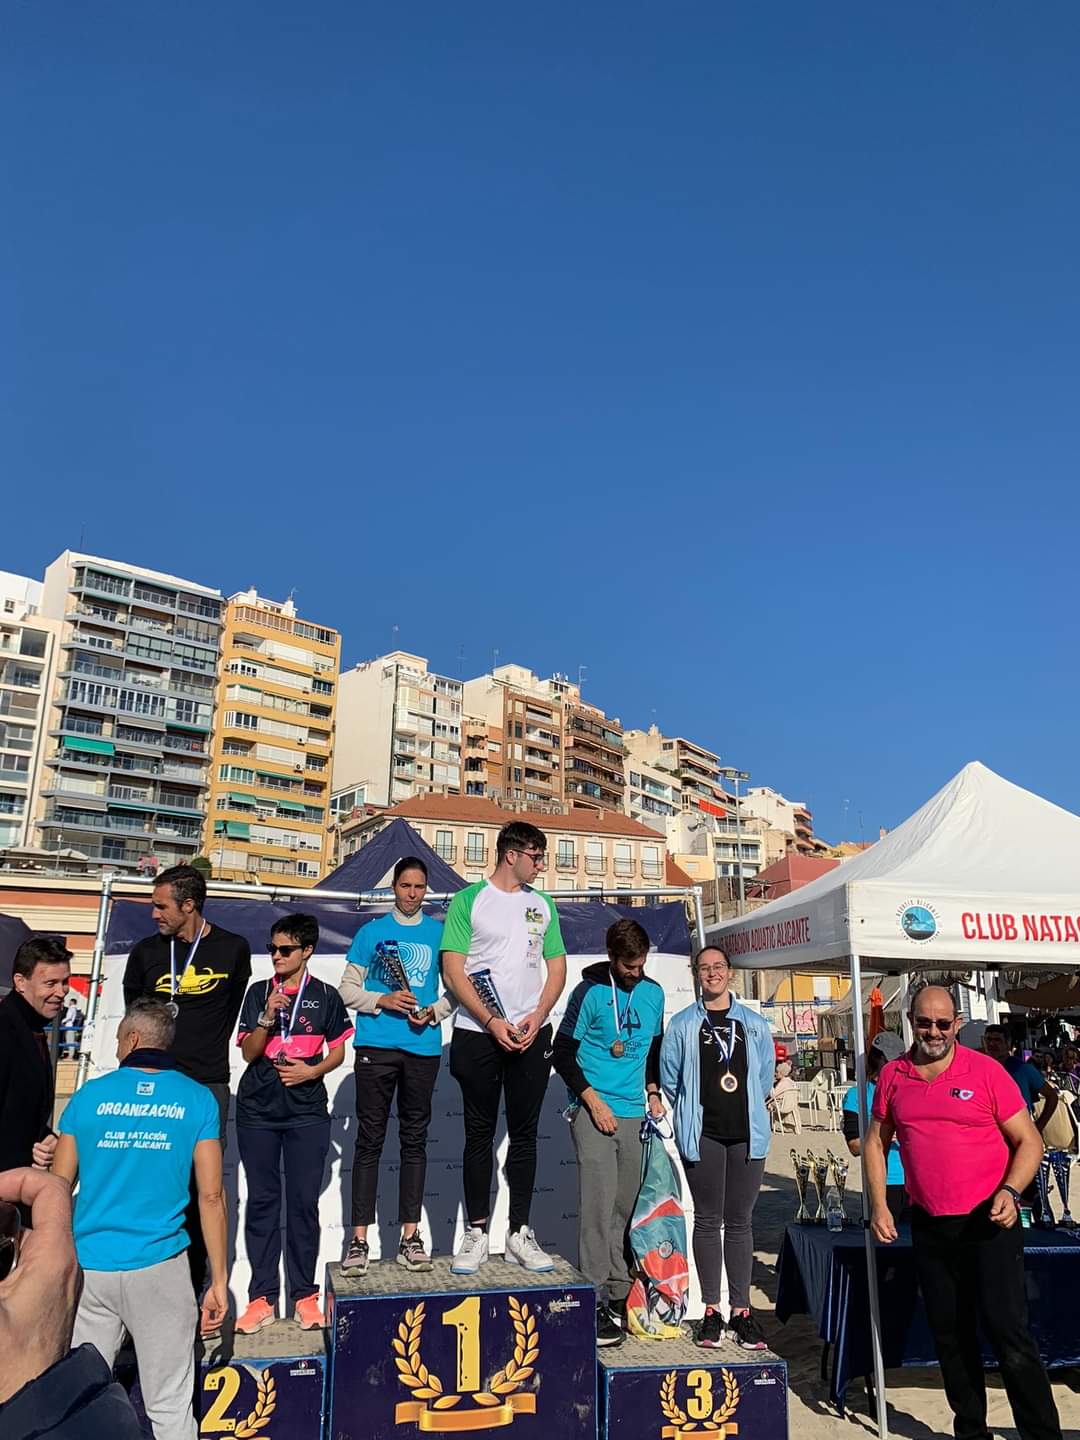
[[0, 990, 55, 1172], [0, 1345, 143, 1440]]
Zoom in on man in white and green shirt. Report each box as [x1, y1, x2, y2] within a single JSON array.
[[442, 821, 567, 1274]]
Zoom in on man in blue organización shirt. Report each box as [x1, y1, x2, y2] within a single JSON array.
[[339, 856, 452, 1275], [54, 997, 226, 1440], [554, 918, 666, 1348]]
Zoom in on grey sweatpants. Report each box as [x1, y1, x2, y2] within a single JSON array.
[[571, 1109, 643, 1304], [72, 1251, 197, 1440], [683, 1136, 766, 1310]]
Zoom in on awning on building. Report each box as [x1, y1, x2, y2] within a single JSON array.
[[63, 736, 115, 756], [214, 820, 251, 839], [227, 791, 257, 806], [275, 799, 307, 814]]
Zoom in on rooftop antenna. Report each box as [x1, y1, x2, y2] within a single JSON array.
[[577, 664, 587, 692], [457, 643, 466, 679]]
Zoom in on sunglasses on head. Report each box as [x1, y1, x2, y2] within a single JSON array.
[[268, 943, 303, 957], [914, 1017, 954, 1032]]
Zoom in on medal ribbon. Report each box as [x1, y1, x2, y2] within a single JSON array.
[[271, 967, 311, 1045], [609, 972, 631, 1047], [707, 1014, 737, 1068], [169, 922, 207, 1002]]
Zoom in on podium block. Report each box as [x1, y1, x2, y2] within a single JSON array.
[[127, 1321, 326, 1439], [326, 1255, 596, 1440], [598, 1336, 788, 1440]]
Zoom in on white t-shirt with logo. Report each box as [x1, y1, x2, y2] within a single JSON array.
[[441, 881, 566, 1032]]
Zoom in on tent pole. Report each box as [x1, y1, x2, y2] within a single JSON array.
[[76, 870, 115, 1092], [851, 949, 890, 1440]]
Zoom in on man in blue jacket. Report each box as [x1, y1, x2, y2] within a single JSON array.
[[554, 918, 666, 1347]]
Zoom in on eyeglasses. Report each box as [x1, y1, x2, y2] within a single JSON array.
[[268, 943, 302, 957], [514, 850, 546, 865], [697, 967, 729, 978], [914, 1017, 954, 1032]]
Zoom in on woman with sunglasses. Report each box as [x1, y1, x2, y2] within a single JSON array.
[[659, 946, 776, 1350], [233, 913, 352, 1333]]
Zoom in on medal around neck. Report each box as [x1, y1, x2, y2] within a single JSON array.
[[609, 972, 632, 1059], [719, 1071, 739, 1093], [610, 1039, 626, 1058], [168, 922, 207, 1015]]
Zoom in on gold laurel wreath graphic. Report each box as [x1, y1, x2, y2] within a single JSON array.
[[393, 1303, 460, 1407], [658, 1369, 740, 1433], [471, 1296, 539, 1406], [234, 1369, 277, 1438]]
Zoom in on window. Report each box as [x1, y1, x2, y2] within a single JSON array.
[[556, 839, 576, 868], [465, 831, 485, 865], [613, 841, 632, 876], [226, 711, 259, 730], [585, 838, 604, 875], [434, 830, 455, 860], [629, 771, 641, 788]]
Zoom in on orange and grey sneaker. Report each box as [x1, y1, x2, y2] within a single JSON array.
[[294, 1294, 325, 1330], [235, 1297, 276, 1335]]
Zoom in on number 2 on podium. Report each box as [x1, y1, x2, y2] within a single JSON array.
[[442, 1296, 481, 1392]]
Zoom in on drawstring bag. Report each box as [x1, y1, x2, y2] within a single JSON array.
[[624, 1114, 690, 1339]]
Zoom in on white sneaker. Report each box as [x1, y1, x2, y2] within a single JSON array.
[[505, 1225, 555, 1272], [451, 1226, 490, 1275]]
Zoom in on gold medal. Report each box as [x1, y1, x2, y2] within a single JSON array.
[[720, 1072, 739, 1094], [611, 1040, 626, 1058]]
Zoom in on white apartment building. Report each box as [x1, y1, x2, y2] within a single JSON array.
[[0, 573, 62, 850], [333, 652, 462, 808]]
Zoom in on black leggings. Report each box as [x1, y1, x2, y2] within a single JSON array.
[[683, 1136, 765, 1311], [449, 1025, 552, 1232]]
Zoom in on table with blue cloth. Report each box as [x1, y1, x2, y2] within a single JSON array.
[[775, 1222, 1080, 1410]]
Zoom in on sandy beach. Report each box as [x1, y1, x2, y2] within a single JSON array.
[[747, 1130, 1080, 1440]]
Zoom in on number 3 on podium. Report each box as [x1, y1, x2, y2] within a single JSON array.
[[442, 1296, 481, 1392]]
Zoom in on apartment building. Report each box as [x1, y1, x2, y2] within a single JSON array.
[[337, 794, 668, 894], [462, 666, 564, 811], [463, 665, 626, 814], [626, 754, 680, 833], [34, 552, 223, 873], [333, 652, 463, 808], [461, 713, 504, 800], [205, 590, 339, 886], [624, 724, 722, 813], [741, 786, 831, 858], [0, 573, 61, 850]]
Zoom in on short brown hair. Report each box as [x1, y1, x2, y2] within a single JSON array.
[[606, 918, 650, 961], [13, 935, 72, 980]]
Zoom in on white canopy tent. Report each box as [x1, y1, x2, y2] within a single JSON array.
[[708, 760, 1080, 1440]]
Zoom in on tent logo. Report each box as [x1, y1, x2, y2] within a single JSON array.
[[898, 901, 939, 943]]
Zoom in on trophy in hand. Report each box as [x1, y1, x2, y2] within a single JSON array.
[[1050, 1149, 1075, 1228], [825, 1149, 849, 1231], [378, 940, 428, 1022], [792, 1150, 814, 1224], [812, 1153, 831, 1224], [470, 968, 523, 1041]]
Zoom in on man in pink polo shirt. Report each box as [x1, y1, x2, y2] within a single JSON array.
[[865, 985, 1060, 1440]]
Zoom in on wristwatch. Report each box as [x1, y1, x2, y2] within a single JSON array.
[[1000, 1184, 1022, 1207]]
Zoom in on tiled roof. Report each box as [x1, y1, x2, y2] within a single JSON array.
[[372, 794, 666, 839], [665, 856, 695, 887]]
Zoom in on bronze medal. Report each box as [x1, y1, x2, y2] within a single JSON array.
[[610, 1040, 626, 1058]]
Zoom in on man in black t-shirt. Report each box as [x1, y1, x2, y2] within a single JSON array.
[[122, 862, 251, 1308]]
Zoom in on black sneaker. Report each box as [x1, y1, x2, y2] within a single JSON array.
[[596, 1303, 625, 1348], [726, 1309, 767, 1349], [341, 1237, 369, 1276], [697, 1310, 723, 1348]]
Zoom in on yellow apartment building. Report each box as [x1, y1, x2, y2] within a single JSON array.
[[203, 590, 340, 886]]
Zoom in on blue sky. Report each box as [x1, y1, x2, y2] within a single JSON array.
[[3, 3, 1078, 843]]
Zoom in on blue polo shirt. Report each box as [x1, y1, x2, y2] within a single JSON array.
[[60, 1062, 220, 1272], [1004, 1055, 1045, 1111]]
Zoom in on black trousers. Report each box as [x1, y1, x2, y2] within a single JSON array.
[[911, 1202, 1062, 1440], [236, 1121, 331, 1307], [185, 1081, 229, 1297], [449, 1025, 552, 1232], [351, 1047, 441, 1226]]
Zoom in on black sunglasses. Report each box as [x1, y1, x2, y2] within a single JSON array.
[[268, 943, 303, 957], [914, 1017, 954, 1032]]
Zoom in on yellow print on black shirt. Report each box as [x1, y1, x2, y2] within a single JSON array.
[[154, 967, 229, 998]]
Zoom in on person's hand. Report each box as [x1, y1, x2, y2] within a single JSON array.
[[31, 1135, 58, 1170], [514, 1011, 546, 1050], [263, 989, 291, 1018], [487, 1018, 523, 1053], [377, 990, 418, 1016], [990, 1188, 1019, 1229], [647, 1093, 666, 1120], [408, 1005, 434, 1028], [587, 1097, 618, 1135], [870, 1205, 897, 1244], [0, 1168, 80, 1405], [276, 1058, 313, 1087], [201, 1280, 229, 1337]]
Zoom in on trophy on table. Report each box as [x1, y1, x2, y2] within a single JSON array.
[[812, 1153, 831, 1224], [470, 968, 523, 1041], [1050, 1150, 1075, 1228], [1036, 1154, 1056, 1228], [825, 1150, 849, 1231], [791, 1150, 814, 1224]]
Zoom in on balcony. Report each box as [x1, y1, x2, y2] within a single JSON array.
[[71, 573, 130, 600], [70, 603, 125, 629], [433, 845, 457, 864], [128, 613, 172, 636], [556, 850, 578, 870], [642, 862, 664, 880], [584, 856, 605, 875], [613, 858, 634, 878], [464, 846, 487, 867]]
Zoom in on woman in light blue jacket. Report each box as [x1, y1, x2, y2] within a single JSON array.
[[660, 946, 775, 1352]]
